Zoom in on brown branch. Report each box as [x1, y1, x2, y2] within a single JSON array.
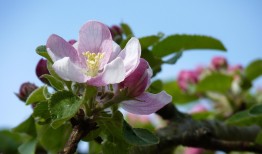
[[60, 110, 97, 154], [132, 103, 262, 154]]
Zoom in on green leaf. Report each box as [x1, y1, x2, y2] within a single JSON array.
[[123, 121, 159, 146], [148, 80, 163, 93], [102, 139, 129, 154], [82, 128, 102, 142], [41, 74, 64, 90], [13, 116, 36, 137], [26, 86, 48, 105], [249, 104, 262, 116], [18, 138, 37, 154], [33, 101, 51, 124], [245, 59, 262, 81], [152, 34, 226, 57], [36, 123, 71, 153], [139, 35, 160, 49], [98, 110, 124, 139], [163, 81, 198, 104], [36, 45, 52, 62], [226, 110, 262, 127], [196, 73, 233, 93], [141, 49, 162, 76], [0, 130, 24, 154], [255, 131, 262, 144], [163, 52, 183, 64], [120, 23, 133, 37], [49, 90, 81, 129]]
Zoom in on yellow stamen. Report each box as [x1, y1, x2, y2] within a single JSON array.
[[82, 51, 104, 77]]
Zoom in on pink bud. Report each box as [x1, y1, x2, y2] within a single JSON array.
[[184, 147, 204, 154], [177, 70, 198, 91], [211, 56, 228, 70], [189, 104, 207, 114], [36, 59, 50, 84], [228, 64, 243, 73], [68, 39, 77, 45], [109, 25, 123, 43], [16, 82, 38, 102], [120, 58, 152, 97]]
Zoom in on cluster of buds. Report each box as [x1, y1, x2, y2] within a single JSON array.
[[177, 56, 243, 92]]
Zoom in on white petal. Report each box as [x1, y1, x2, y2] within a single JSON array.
[[52, 57, 89, 83], [121, 91, 172, 115], [87, 57, 125, 86], [108, 41, 121, 62], [119, 37, 141, 76]]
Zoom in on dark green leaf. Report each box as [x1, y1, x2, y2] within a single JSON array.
[[102, 139, 129, 154], [163, 52, 183, 64], [0, 130, 24, 153], [12, 116, 36, 137], [163, 81, 198, 104], [41, 74, 64, 90], [148, 80, 163, 93], [26, 86, 48, 105], [18, 138, 37, 154], [49, 90, 81, 129], [249, 104, 262, 116], [139, 35, 160, 49], [152, 34, 226, 57], [36, 123, 71, 153], [89, 141, 102, 154], [123, 121, 159, 146], [36, 45, 52, 62], [226, 110, 262, 127], [120, 23, 133, 37], [33, 101, 51, 124], [245, 59, 262, 81], [196, 73, 233, 93]]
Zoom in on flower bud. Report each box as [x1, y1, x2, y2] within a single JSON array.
[[36, 59, 50, 84], [184, 147, 204, 154], [109, 25, 123, 44], [120, 58, 152, 97], [68, 39, 77, 45], [16, 82, 38, 102], [228, 64, 243, 73], [177, 70, 198, 91], [211, 56, 228, 70]]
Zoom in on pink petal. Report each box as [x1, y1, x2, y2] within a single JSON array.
[[119, 37, 141, 77], [52, 57, 89, 83], [78, 21, 113, 68], [121, 91, 172, 115], [87, 57, 125, 86], [46, 34, 79, 63], [121, 58, 152, 97]]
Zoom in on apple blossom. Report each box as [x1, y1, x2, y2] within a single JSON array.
[[46, 21, 140, 86]]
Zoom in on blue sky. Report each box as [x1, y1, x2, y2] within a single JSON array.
[[0, 0, 262, 128]]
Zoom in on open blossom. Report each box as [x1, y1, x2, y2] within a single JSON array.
[[119, 58, 172, 115], [46, 21, 141, 86]]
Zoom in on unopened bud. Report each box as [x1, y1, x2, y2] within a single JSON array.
[[16, 82, 38, 102], [68, 39, 77, 45], [120, 58, 152, 97], [211, 56, 228, 70], [109, 25, 123, 44], [36, 59, 50, 84], [177, 70, 198, 91]]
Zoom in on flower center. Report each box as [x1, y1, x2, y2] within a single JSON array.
[[82, 51, 104, 77]]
